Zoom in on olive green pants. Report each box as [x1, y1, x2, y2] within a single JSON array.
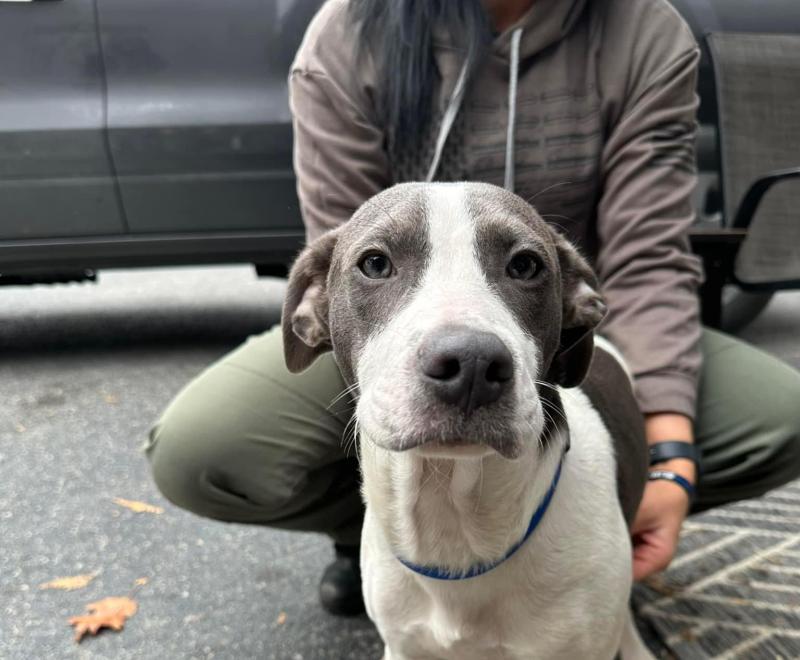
[[146, 327, 800, 546]]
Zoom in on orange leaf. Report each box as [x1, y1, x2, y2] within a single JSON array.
[[276, 611, 287, 625], [69, 596, 138, 643], [39, 573, 96, 591], [113, 498, 163, 514]]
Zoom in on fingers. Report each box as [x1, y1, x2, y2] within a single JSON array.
[[630, 479, 690, 581], [633, 541, 675, 582]]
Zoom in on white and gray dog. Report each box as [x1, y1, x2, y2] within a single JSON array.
[[282, 182, 652, 660]]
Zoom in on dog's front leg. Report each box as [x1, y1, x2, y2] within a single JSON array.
[[618, 608, 656, 660], [382, 647, 429, 660]]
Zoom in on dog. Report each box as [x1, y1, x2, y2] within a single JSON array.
[[282, 182, 652, 659]]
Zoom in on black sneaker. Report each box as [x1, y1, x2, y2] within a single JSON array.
[[319, 543, 364, 616]]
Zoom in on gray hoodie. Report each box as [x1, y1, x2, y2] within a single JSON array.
[[290, 0, 703, 419]]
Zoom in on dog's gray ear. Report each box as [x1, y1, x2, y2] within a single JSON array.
[[548, 235, 607, 388], [282, 230, 339, 373]]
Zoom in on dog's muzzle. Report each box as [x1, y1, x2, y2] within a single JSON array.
[[417, 325, 514, 416]]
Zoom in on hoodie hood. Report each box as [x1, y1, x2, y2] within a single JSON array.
[[433, 0, 589, 62], [493, 0, 589, 61]]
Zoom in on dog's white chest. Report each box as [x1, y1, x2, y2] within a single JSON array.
[[365, 566, 629, 660], [362, 511, 631, 660], [360, 425, 633, 658]]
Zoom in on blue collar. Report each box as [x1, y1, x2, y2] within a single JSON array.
[[396, 453, 565, 580]]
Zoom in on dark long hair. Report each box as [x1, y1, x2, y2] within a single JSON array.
[[349, 0, 491, 151]]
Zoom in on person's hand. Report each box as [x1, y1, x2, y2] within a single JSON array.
[[631, 458, 694, 581]]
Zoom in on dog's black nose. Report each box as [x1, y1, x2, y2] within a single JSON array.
[[418, 326, 514, 414]]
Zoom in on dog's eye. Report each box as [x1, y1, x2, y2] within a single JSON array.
[[507, 253, 541, 280], [359, 253, 393, 279]]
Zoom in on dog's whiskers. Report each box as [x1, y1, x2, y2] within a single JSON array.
[[541, 411, 558, 445], [524, 180, 573, 206], [533, 379, 582, 405], [527, 412, 547, 454], [327, 382, 360, 412], [365, 198, 400, 227], [538, 215, 572, 234], [341, 412, 360, 458], [419, 461, 440, 491], [540, 213, 573, 223], [427, 458, 449, 494], [540, 398, 568, 427], [474, 458, 485, 514]]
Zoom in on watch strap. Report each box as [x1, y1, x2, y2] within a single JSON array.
[[648, 470, 696, 505], [649, 440, 702, 475]]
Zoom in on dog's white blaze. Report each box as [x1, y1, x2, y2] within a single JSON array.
[[419, 184, 485, 320]]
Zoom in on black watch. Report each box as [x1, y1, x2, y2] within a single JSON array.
[[648, 441, 702, 476]]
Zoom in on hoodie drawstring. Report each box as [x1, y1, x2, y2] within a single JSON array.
[[504, 28, 523, 193], [425, 58, 470, 184], [426, 27, 524, 196]]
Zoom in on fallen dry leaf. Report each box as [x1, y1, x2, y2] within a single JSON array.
[[69, 596, 138, 643], [134, 577, 149, 587], [103, 393, 119, 405], [14, 423, 26, 433], [40, 573, 97, 591], [113, 498, 163, 515], [276, 611, 287, 625]]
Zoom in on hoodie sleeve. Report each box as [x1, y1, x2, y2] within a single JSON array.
[[289, 1, 390, 243], [596, 42, 704, 420]]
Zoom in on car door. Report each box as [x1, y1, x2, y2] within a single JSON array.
[[0, 0, 125, 240], [96, 0, 322, 235]]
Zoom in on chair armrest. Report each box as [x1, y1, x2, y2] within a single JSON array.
[[732, 167, 800, 229]]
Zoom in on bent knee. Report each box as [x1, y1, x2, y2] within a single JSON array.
[[768, 395, 800, 473], [760, 367, 800, 452], [739, 375, 800, 491], [146, 418, 221, 519], [145, 415, 302, 524]]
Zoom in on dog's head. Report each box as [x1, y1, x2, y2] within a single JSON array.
[[282, 182, 606, 459]]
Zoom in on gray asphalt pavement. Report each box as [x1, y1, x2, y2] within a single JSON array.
[[1, 266, 798, 660], [1, 267, 382, 660]]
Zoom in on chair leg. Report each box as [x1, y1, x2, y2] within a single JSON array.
[[690, 231, 746, 330], [698, 255, 725, 329]]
